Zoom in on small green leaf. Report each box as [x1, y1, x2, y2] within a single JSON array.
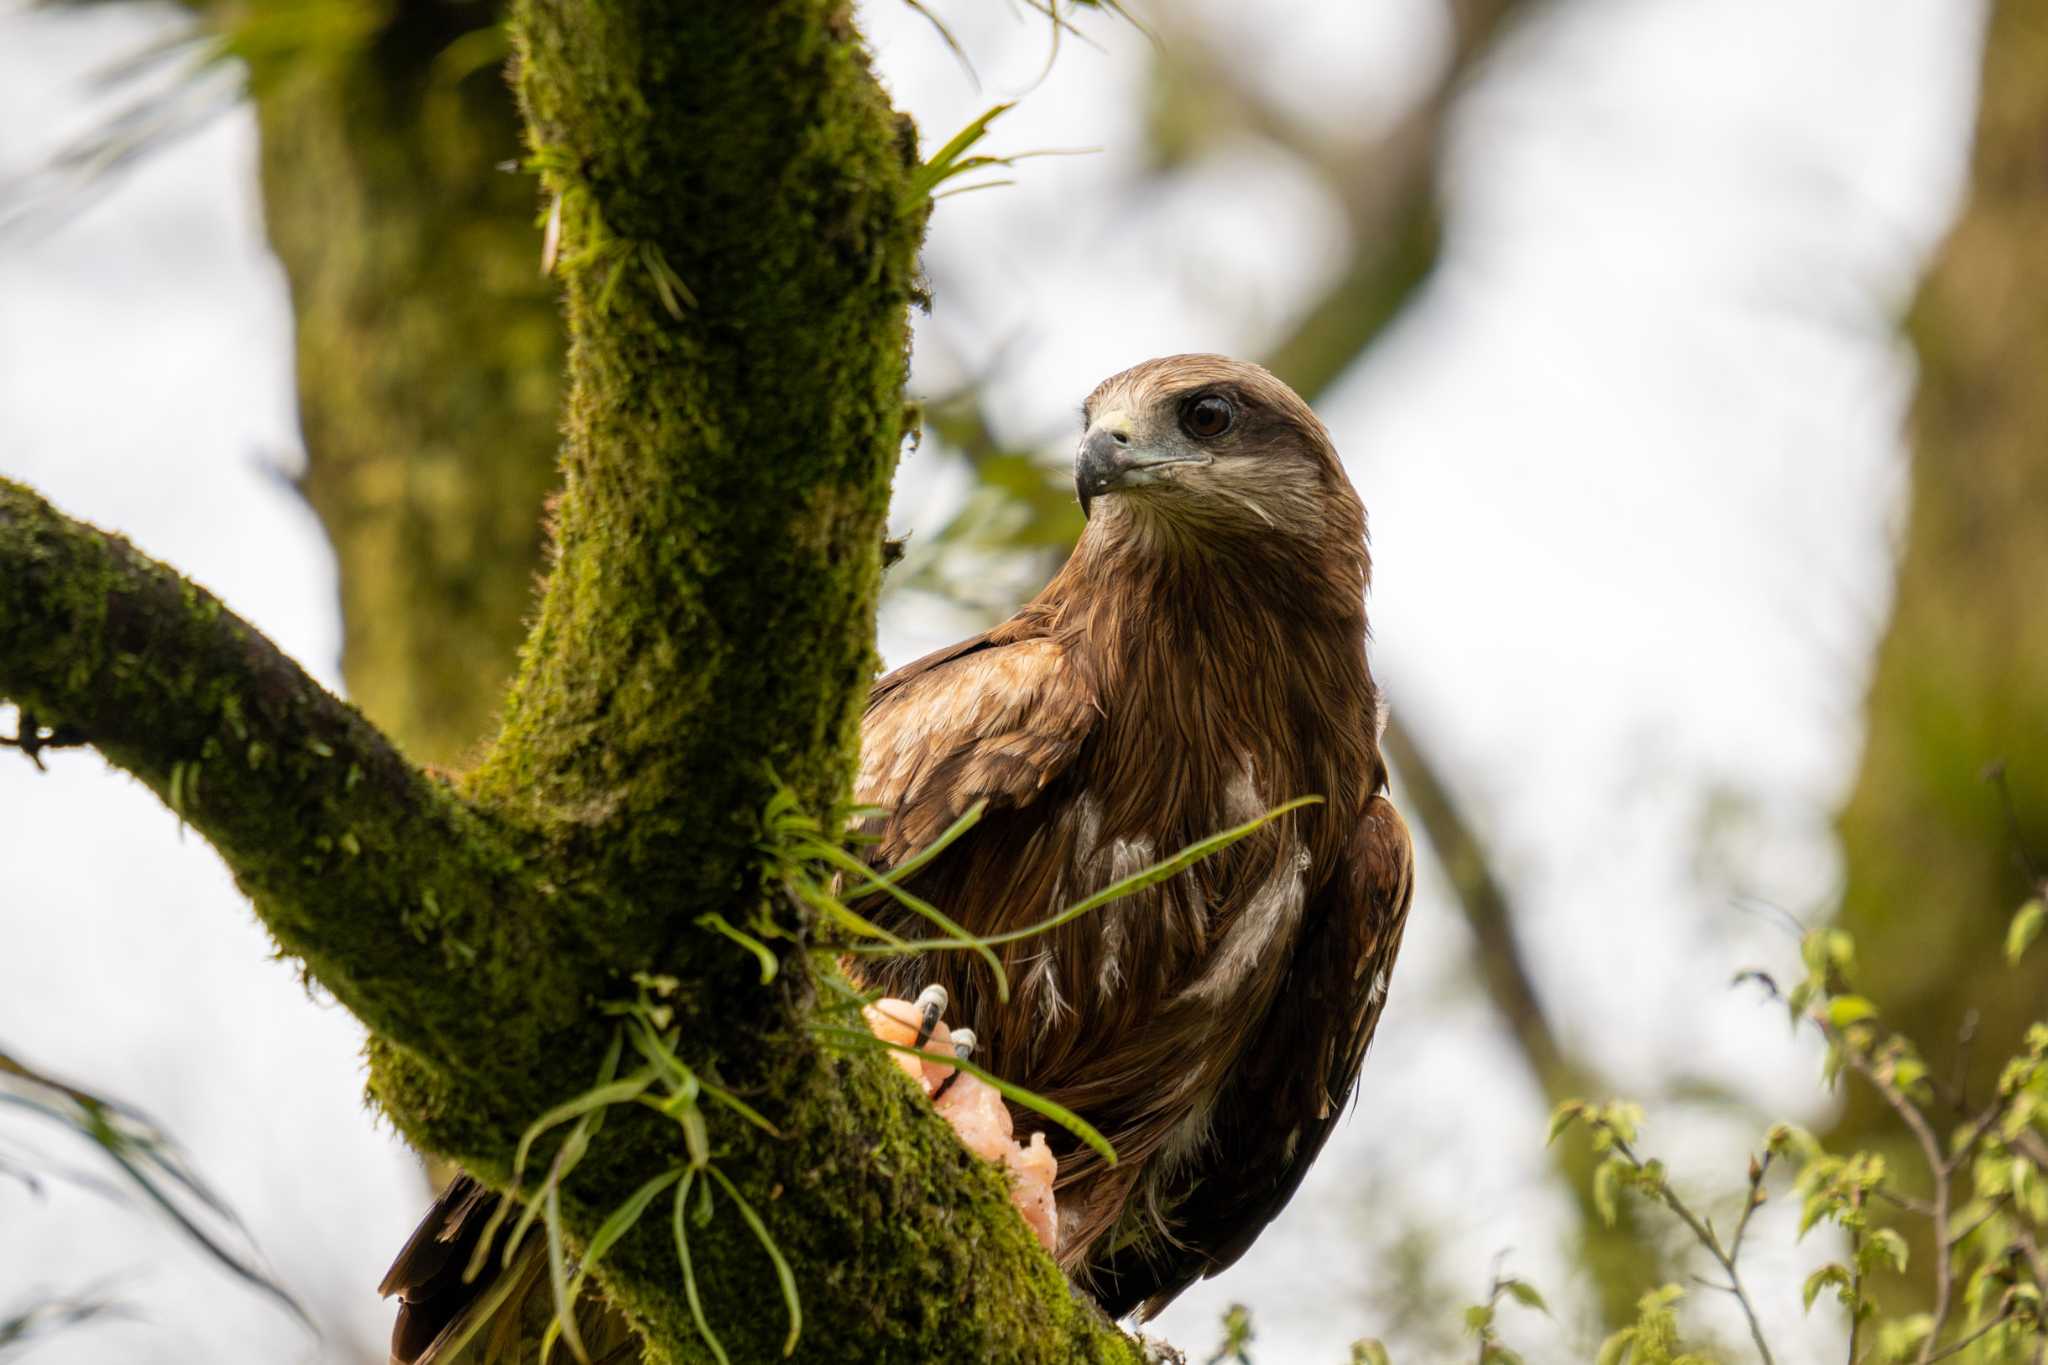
[[1802, 1263, 1850, 1313], [1351, 1341, 1393, 1365], [1502, 1279, 1549, 1315], [1865, 1226, 1908, 1274], [1594, 1157, 1624, 1227], [2007, 898, 2046, 965], [680, 1102, 710, 1169], [554, 1166, 685, 1334], [1826, 995, 1878, 1028], [1463, 1303, 1494, 1334], [1546, 1102, 1586, 1146], [696, 913, 778, 984]]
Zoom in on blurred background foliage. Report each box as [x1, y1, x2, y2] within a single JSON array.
[[2, 0, 2044, 1359]]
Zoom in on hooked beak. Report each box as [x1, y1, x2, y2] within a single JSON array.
[[1074, 426, 1205, 518]]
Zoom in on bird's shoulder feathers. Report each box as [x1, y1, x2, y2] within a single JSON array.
[[857, 618, 1099, 865]]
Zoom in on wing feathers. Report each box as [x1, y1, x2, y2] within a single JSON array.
[[858, 633, 1097, 865], [1097, 793, 1416, 1320]]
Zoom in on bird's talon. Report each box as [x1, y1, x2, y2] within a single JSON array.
[[932, 1028, 976, 1101], [912, 982, 948, 1048]]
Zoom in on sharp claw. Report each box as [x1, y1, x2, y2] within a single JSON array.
[[913, 983, 948, 1048], [931, 1029, 975, 1103]]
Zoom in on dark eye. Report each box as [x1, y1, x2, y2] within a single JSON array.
[[1179, 393, 1235, 440]]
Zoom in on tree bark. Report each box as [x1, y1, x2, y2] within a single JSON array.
[[1, 3, 1147, 1360], [248, 0, 564, 767], [1833, 0, 2045, 1204], [1837, 0, 2048, 1073]]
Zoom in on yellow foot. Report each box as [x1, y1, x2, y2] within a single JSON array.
[[863, 986, 1058, 1251]]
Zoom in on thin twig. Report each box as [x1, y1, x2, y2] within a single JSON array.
[[1945, 1193, 2011, 1253], [1839, 1041, 1951, 1364], [1607, 1133, 1776, 1365], [0, 709, 88, 771], [1730, 1151, 1773, 1263], [1846, 1192, 1865, 1365], [1921, 1308, 2014, 1364], [1869, 1186, 1937, 1218]]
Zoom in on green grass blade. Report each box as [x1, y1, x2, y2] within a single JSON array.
[[785, 876, 914, 949], [811, 1026, 1116, 1165], [911, 102, 1014, 198], [509, 1072, 653, 1194], [672, 1173, 731, 1365], [857, 799, 986, 886], [556, 1166, 685, 1325], [810, 968, 881, 1022], [96, 1141, 313, 1327], [507, 1107, 600, 1272], [853, 796, 1322, 956], [707, 1165, 802, 1356], [933, 179, 1018, 200], [696, 912, 779, 984], [810, 841, 1008, 999], [623, 1021, 696, 1096], [695, 1079, 782, 1138], [540, 1182, 587, 1364]]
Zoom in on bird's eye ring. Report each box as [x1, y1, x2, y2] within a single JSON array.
[[1179, 393, 1235, 440]]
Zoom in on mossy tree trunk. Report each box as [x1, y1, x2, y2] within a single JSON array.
[[1832, 0, 2048, 1278], [246, 0, 563, 767], [0, 3, 1144, 1361]]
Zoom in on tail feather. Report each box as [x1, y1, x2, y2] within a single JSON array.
[[381, 1173, 636, 1364]]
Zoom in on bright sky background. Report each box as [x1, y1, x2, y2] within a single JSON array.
[[0, 0, 1990, 1360]]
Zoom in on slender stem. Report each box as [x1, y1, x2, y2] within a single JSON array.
[[1921, 1310, 2013, 1364], [1945, 1193, 2010, 1252], [1609, 1135, 1776, 1365], [1846, 1196, 1865, 1365], [1870, 1187, 1937, 1218], [1840, 1040, 1951, 1364], [1729, 1152, 1773, 1263]]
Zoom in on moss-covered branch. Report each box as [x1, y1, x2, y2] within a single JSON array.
[[0, 479, 591, 1065], [465, 1, 927, 961], [9, 0, 1160, 1356], [0, 474, 1144, 1362]]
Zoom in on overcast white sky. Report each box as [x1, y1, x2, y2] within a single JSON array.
[[0, 0, 1989, 1360]]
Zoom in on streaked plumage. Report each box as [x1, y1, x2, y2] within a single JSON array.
[[380, 354, 1413, 1358], [853, 354, 1414, 1318]]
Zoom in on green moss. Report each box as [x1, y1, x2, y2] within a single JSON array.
[[247, 0, 566, 769], [0, 481, 595, 1083], [5, 0, 1157, 1356]]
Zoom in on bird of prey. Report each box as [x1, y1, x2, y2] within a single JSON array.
[[381, 353, 1413, 1357], [851, 354, 1413, 1318]]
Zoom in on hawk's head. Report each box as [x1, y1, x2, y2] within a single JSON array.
[[1074, 355, 1354, 543]]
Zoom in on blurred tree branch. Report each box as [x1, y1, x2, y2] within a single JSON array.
[[1239, 0, 1667, 1291]]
